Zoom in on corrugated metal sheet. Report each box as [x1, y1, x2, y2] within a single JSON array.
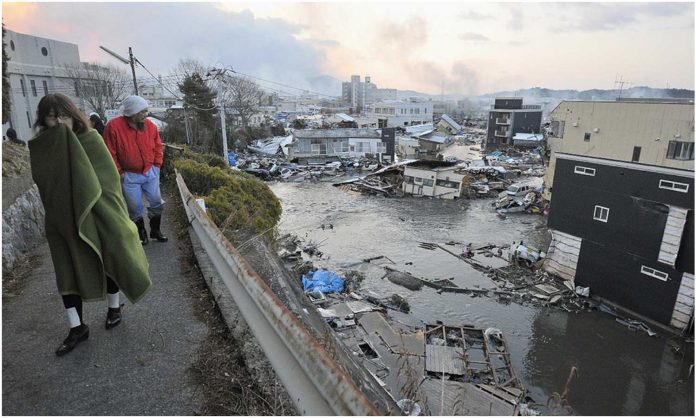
[[544, 230, 582, 282], [658, 206, 688, 267], [671, 272, 694, 330]]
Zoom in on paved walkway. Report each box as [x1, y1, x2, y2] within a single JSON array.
[[2, 213, 209, 415]]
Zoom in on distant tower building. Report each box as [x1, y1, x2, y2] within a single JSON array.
[[350, 75, 360, 109]]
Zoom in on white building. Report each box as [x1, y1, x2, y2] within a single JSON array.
[[3, 28, 87, 142], [369, 100, 434, 127], [138, 84, 183, 115]]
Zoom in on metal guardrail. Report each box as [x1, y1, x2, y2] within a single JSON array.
[[175, 171, 380, 416]]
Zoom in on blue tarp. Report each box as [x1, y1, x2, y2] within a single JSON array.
[[228, 151, 237, 167], [487, 151, 503, 157], [301, 270, 344, 294]]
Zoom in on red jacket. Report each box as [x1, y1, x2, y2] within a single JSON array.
[[103, 116, 163, 175]]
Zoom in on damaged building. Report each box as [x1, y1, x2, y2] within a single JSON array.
[[402, 160, 466, 199], [485, 97, 542, 151], [544, 98, 695, 333], [287, 128, 387, 164]]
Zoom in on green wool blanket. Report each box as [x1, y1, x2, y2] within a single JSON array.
[[29, 125, 152, 303]]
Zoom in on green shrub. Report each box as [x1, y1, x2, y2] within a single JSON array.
[[172, 155, 282, 239]]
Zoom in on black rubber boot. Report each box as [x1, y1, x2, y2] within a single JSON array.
[[149, 215, 168, 242], [135, 218, 148, 246]]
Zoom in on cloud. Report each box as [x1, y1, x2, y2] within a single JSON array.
[[458, 32, 490, 42], [3, 3, 329, 94], [309, 39, 341, 47], [508, 8, 525, 31], [550, 3, 693, 32], [410, 60, 480, 96], [375, 17, 429, 52], [459, 10, 493, 20]]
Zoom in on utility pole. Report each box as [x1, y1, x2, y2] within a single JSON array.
[[99, 45, 139, 95], [129, 47, 138, 95], [208, 68, 230, 166]]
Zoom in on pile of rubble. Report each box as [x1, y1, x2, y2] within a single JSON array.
[[232, 151, 383, 183]]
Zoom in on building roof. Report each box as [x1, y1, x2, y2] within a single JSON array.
[[513, 133, 544, 141], [439, 114, 462, 131], [292, 128, 380, 139], [418, 133, 448, 144], [335, 113, 355, 122]]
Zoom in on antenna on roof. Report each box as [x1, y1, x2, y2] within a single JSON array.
[[614, 74, 632, 100]]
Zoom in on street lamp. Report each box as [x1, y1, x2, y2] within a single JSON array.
[[99, 45, 138, 95]]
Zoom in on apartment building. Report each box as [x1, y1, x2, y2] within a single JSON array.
[[368, 100, 434, 128], [544, 99, 695, 333], [484, 97, 542, 150]]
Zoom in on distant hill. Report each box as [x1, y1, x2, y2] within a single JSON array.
[[306, 75, 343, 97], [479, 86, 694, 101]]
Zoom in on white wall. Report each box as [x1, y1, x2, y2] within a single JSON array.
[[4, 29, 84, 141]]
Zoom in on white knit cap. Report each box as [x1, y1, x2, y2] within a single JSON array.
[[121, 95, 149, 117]]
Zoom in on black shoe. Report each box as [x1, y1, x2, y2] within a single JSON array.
[[149, 215, 168, 242], [135, 218, 149, 246], [105, 307, 122, 329], [55, 324, 89, 356]]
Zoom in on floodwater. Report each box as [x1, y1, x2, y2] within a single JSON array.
[[270, 179, 694, 416]]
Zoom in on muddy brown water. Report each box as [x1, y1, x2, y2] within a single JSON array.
[[270, 180, 694, 415]]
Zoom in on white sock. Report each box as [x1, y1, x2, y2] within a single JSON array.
[[107, 292, 120, 309], [66, 307, 81, 328]]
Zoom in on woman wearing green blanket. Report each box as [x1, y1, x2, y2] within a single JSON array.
[[29, 93, 152, 356]]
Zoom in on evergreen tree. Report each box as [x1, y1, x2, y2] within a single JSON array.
[[178, 73, 217, 152]]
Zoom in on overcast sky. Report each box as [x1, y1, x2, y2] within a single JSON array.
[[3, 1, 694, 96]]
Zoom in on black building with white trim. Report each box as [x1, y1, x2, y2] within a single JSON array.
[[547, 153, 694, 331]]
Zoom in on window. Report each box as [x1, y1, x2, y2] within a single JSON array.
[[423, 179, 434, 187], [26, 111, 31, 128], [551, 120, 565, 138], [659, 179, 689, 193], [593, 205, 609, 222], [74, 82, 80, 97], [666, 141, 694, 160], [30, 80, 37, 96], [42, 80, 48, 96], [20, 79, 26, 97], [584, 132, 591, 142], [436, 179, 460, 189], [41, 47, 48, 56], [632, 146, 641, 162], [10, 40, 15, 51], [414, 177, 423, 184], [574, 166, 596, 176], [641, 265, 669, 282], [376, 142, 387, 153], [404, 175, 414, 184]]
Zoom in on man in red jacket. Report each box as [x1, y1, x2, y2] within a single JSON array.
[[103, 95, 167, 245]]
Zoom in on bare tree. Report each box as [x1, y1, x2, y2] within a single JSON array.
[[170, 58, 213, 91], [63, 62, 129, 118], [222, 76, 262, 128]]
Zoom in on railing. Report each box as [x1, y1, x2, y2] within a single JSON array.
[[494, 130, 508, 137], [496, 118, 510, 125], [175, 171, 380, 416]]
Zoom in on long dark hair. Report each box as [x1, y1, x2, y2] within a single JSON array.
[[89, 114, 105, 135], [34, 93, 90, 135]]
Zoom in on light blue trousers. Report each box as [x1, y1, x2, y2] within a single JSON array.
[[122, 166, 165, 221]]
